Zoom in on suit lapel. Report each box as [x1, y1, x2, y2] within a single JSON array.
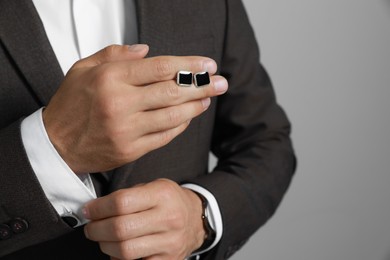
[[135, 0, 215, 57], [135, 0, 177, 56], [136, 0, 160, 55], [0, 0, 63, 106]]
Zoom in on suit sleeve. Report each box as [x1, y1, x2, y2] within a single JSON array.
[[189, 0, 296, 259], [0, 121, 72, 257]]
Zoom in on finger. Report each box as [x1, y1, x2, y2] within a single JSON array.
[[73, 44, 149, 69], [99, 234, 169, 260], [140, 75, 228, 111], [133, 98, 210, 136], [85, 208, 165, 242], [84, 184, 159, 220], [113, 122, 190, 166], [122, 55, 217, 85], [129, 121, 191, 161]]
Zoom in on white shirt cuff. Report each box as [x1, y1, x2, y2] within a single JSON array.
[[21, 108, 97, 226], [182, 183, 223, 255]]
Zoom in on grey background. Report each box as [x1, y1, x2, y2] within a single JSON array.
[[212, 0, 390, 259]]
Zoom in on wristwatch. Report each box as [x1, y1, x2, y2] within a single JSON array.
[[194, 192, 216, 252]]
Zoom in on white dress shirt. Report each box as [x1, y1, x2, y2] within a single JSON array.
[[22, 0, 222, 254]]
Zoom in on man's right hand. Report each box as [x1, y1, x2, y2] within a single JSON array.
[[42, 44, 228, 174]]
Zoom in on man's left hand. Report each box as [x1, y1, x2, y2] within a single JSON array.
[[83, 179, 206, 260]]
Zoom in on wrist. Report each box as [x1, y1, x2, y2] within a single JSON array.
[[190, 190, 216, 253], [42, 108, 81, 174], [183, 188, 206, 251]]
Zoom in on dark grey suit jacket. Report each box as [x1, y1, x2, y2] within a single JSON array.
[[0, 0, 296, 259]]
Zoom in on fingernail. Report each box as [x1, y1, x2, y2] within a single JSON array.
[[213, 77, 228, 94], [84, 226, 90, 239], [128, 44, 147, 52], [203, 59, 217, 74], [202, 98, 211, 109], [82, 207, 90, 219]]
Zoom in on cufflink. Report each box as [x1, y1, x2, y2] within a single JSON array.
[[177, 71, 193, 86], [194, 72, 210, 87], [61, 212, 81, 228]]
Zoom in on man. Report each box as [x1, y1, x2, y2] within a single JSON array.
[[0, 0, 295, 259]]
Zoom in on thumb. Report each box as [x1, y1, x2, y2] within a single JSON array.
[[72, 44, 149, 69]]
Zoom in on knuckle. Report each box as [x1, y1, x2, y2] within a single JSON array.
[[112, 218, 132, 241], [154, 58, 174, 78], [95, 64, 112, 83], [112, 219, 126, 240], [166, 108, 182, 125], [118, 241, 136, 260], [107, 127, 130, 154], [97, 95, 120, 120], [102, 44, 119, 60], [156, 130, 174, 147], [156, 182, 187, 230], [167, 209, 186, 230], [70, 59, 83, 70], [115, 143, 136, 162], [94, 64, 115, 87], [110, 190, 131, 214], [155, 123, 187, 147], [164, 84, 180, 99], [166, 233, 185, 255], [99, 124, 134, 163], [90, 68, 123, 119], [154, 179, 179, 202], [115, 140, 141, 163]]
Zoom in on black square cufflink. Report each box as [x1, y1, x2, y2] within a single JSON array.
[[177, 71, 193, 87], [194, 72, 210, 87]]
